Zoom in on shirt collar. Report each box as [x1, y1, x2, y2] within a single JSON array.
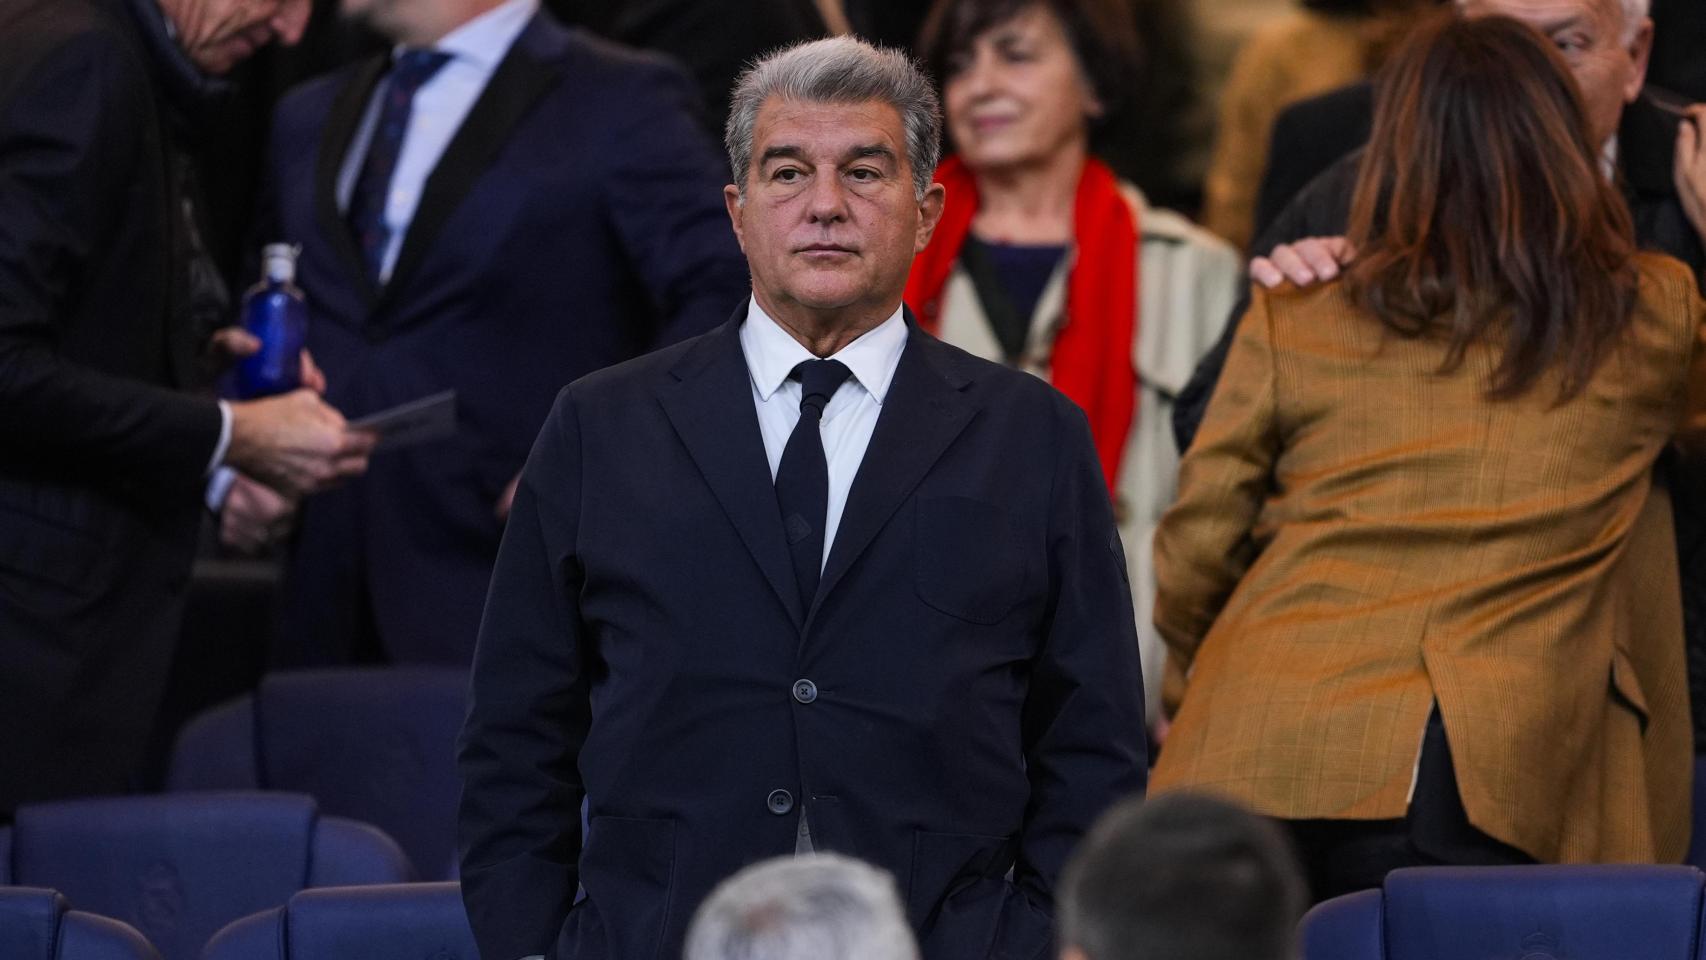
[[400, 0, 537, 72], [740, 297, 908, 405]]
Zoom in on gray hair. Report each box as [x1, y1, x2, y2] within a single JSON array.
[[684, 854, 920, 960], [725, 36, 941, 201]]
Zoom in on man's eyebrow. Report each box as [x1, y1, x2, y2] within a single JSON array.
[[1536, 13, 1590, 34], [846, 145, 896, 164], [759, 145, 807, 165]]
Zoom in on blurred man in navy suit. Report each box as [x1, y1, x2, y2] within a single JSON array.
[[458, 36, 1146, 960], [223, 0, 750, 665]]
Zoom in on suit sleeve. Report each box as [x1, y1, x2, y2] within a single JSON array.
[[1153, 287, 1281, 672], [458, 387, 591, 960], [1003, 398, 1148, 952], [0, 31, 221, 487], [598, 60, 749, 348]]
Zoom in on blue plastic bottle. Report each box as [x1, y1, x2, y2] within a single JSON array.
[[234, 243, 308, 399]]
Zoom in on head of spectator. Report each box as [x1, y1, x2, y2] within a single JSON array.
[[917, 0, 1141, 174], [1346, 10, 1638, 401], [1058, 792, 1307, 960], [157, 0, 311, 74], [723, 37, 946, 350], [684, 854, 921, 960], [1456, 0, 1652, 153], [339, 0, 503, 46]]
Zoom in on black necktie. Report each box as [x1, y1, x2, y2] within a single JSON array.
[[346, 49, 451, 285], [775, 359, 853, 611]]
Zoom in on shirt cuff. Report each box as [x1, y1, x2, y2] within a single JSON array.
[[205, 466, 238, 513], [206, 399, 234, 474]]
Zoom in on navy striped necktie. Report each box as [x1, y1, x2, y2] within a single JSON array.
[[346, 49, 451, 285]]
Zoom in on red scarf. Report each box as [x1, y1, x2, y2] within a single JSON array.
[[905, 156, 1139, 493]]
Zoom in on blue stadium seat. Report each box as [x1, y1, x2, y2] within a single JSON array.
[[1299, 865, 1706, 960], [0, 887, 159, 960], [167, 668, 466, 880], [201, 883, 476, 960], [0, 793, 413, 960]]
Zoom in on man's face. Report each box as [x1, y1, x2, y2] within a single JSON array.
[[725, 98, 945, 321], [164, 0, 311, 74], [1461, 0, 1652, 151]]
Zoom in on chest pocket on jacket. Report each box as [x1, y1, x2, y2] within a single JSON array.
[[914, 496, 1033, 624]]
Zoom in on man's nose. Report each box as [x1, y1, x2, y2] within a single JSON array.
[[806, 171, 849, 222], [272, 0, 311, 47]]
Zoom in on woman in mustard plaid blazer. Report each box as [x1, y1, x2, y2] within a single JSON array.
[[1152, 11, 1706, 901]]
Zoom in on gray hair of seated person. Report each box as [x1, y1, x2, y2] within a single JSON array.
[[684, 854, 920, 960], [1059, 792, 1308, 960], [725, 36, 942, 202]]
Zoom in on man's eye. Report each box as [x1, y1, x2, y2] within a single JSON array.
[[848, 168, 880, 182], [1553, 33, 1590, 54], [774, 168, 803, 183]]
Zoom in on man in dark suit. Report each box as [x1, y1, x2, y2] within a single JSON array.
[[0, 0, 374, 815], [229, 0, 751, 665], [458, 35, 1147, 960]]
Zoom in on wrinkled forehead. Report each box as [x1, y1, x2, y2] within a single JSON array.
[[751, 97, 908, 161], [1457, 0, 1626, 33]]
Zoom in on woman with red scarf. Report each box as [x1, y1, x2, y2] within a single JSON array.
[[910, 0, 1241, 733]]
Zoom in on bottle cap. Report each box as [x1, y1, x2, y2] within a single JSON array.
[[261, 243, 300, 284]]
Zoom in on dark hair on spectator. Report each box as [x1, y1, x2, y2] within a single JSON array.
[[1058, 792, 1306, 960], [1344, 11, 1638, 402], [915, 0, 1143, 120]]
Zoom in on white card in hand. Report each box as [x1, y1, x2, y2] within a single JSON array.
[[350, 390, 457, 452]]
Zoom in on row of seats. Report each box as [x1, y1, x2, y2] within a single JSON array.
[[2, 882, 474, 960], [11, 862, 1706, 960]]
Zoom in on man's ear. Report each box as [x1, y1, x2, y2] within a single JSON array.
[[1624, 16, 1654, 104], [914, 182, 948, 253], [724, 184, 747, 253]]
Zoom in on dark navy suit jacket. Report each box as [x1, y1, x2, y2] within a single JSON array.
[[458, 309, 1149, 960], [261, 13, 749, 664]]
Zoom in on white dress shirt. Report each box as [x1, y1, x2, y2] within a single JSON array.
[[336, 0, 538, 284], [739, 297, 907, 570]]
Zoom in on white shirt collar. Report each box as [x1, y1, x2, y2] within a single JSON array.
[[740, 297, 908, 405], [401, 0, 537, 72]]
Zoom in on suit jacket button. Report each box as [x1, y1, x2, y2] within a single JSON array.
[[767, 789, 794, 815], [792, 679, 818, 704]]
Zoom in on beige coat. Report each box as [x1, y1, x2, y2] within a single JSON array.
[[934, 184, 1243, 722], [1152, 254, 1706, 863]]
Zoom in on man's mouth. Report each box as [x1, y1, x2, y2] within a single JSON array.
[[797, 244, 855, 255]]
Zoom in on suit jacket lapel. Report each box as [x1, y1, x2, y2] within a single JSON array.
[[659, 308, 806, 629], [376, 14, 567, 318], [811, 320, 980, 620], [314, 55, 388, 309]]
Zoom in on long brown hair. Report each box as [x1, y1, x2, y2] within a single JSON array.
[[1344, 12, 1638, 401]]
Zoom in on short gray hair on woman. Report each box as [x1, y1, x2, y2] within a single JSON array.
[[684, 854, 921, 960], [725, 36, 942, 202]]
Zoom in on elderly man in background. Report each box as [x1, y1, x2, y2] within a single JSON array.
[[1058, 793, 1307, 960], [685, 855, 920, 960], [0, 0, 372, 816], [458, 35, 1145, 960]]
